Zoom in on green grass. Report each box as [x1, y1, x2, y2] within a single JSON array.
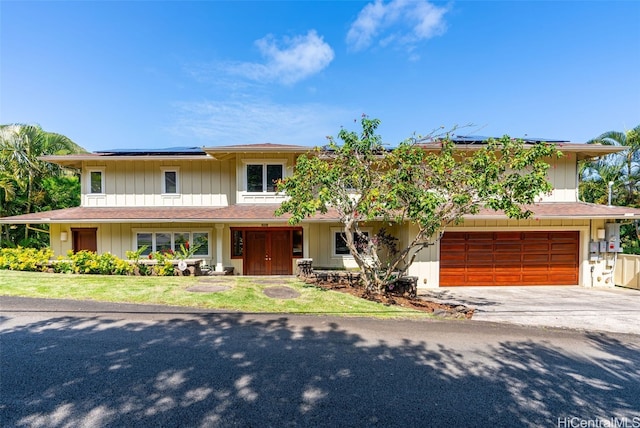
[[0, 271, 429, 319]]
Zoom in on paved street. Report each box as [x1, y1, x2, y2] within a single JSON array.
[[1, 296, 640, 427]]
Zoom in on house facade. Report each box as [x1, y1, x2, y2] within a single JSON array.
[[2, 141, 639, 289]]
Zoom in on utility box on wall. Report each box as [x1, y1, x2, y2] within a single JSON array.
[[605, 223, 623, 253]]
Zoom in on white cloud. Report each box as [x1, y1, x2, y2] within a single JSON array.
[[347, 0, 448, 52], [223, 30, 334, 85], [169, 100, 351, 146]]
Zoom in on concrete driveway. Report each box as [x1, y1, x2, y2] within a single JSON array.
[[421, 286, 640, 335]]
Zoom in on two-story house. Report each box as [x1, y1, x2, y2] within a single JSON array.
[[2, 140, 639, 289]]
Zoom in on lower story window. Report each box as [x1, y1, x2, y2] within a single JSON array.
[[135, 231, 210, 257], [333, 229, 370, 257]]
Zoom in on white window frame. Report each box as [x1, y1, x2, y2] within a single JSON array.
[[161, 167, 180, 195], [132, 229, 211, 258], [86, 167, 105, 195], [331, 227, 372, 258], [242, 159, 286, 193]]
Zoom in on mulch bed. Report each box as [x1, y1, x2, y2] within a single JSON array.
[[313, 281, 474, 319]]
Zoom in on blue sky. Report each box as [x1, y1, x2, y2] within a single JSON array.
[[1, 1, 639, 152]]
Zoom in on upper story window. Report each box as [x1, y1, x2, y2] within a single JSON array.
[[246, 163, 283, 193], [87, 168, 105, 194], [161, 168, 179, 194]]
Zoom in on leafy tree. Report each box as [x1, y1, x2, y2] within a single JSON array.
[[0, 124, 85, 247], [276, 116, 560, 295], [581, 125, 640, 207]]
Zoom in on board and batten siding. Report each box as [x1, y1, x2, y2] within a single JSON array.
[[82, 159, 235, 207], [539, 156, 578, 202]]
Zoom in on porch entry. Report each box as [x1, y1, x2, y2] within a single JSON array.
[[72, 228, 97, 253], [235, 227, 302, 275]]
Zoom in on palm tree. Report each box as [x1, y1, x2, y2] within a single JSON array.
[[582, 125, 640, 206], [0, 124, 85, 245]]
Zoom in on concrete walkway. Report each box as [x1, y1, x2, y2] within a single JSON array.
[[421, 286, 640, 335]]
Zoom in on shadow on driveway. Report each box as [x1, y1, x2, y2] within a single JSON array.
[[421, 286, 640, 335]]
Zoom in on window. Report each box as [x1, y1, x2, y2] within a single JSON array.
[[247, 165, 263, 192], [192, 233, 209, 256], [246, 163, 283, 192], [136, 233, 153, 255], [173, 232, 190, 252], [161, 168, 179, 194], [156, 233, 172, 253], [332, 229, 370, 257], [231, 229, 244, 258], [292, 229, 303, 257], [87, 168, 105, 194], [266, 165, 282, 192], [135, 231, 210, 257]]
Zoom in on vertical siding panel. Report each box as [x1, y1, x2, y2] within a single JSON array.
[[545, 156, 557, 202], [105, 163, 115, 206], [554, 157, 565, 202], [565, 156, 577, 202], [113, 223, 123, 256], [145, 161, 155, 206], [209, 160, 219, 206], [125, 161, 134, 206], [181, 161, 190, 206], [50, 224, 62, 257], [193, 161, 202, 206], [134, 160, 144, 205], [115, 162, 126, 206], [222, 159, 232, 205]]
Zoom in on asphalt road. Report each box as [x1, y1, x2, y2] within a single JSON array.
[[1, 296, 640, 427]]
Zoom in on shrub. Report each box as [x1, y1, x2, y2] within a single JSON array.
[[0, 247, 53, 271], [153, 260, 176, 276], [69, 250, 101, 274], [52, 257, 73, 274], [0, 246, 178, 276]]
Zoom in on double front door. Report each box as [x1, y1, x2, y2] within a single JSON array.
[[244, 230, 293, 275]]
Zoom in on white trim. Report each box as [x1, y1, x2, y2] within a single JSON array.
[[86, 167, 105, 195], [161, 167, 180, 195], [215, 224, 224, 272]]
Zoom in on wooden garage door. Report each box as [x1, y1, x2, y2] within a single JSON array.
[[440, 231, 579, 286]]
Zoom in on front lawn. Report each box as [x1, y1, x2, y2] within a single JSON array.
[[0, 271, 429, 319]]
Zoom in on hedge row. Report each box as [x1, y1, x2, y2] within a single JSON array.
[[0, 247, 175, 276]]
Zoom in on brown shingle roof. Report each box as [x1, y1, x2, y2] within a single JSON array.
[[1, 202, 639, 224], [471, 202, 640, 219], [0, 205, 339, 224]]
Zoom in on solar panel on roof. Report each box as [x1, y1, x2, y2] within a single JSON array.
[[451, 136, 568, 144], [95, 147, 206, 155]]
